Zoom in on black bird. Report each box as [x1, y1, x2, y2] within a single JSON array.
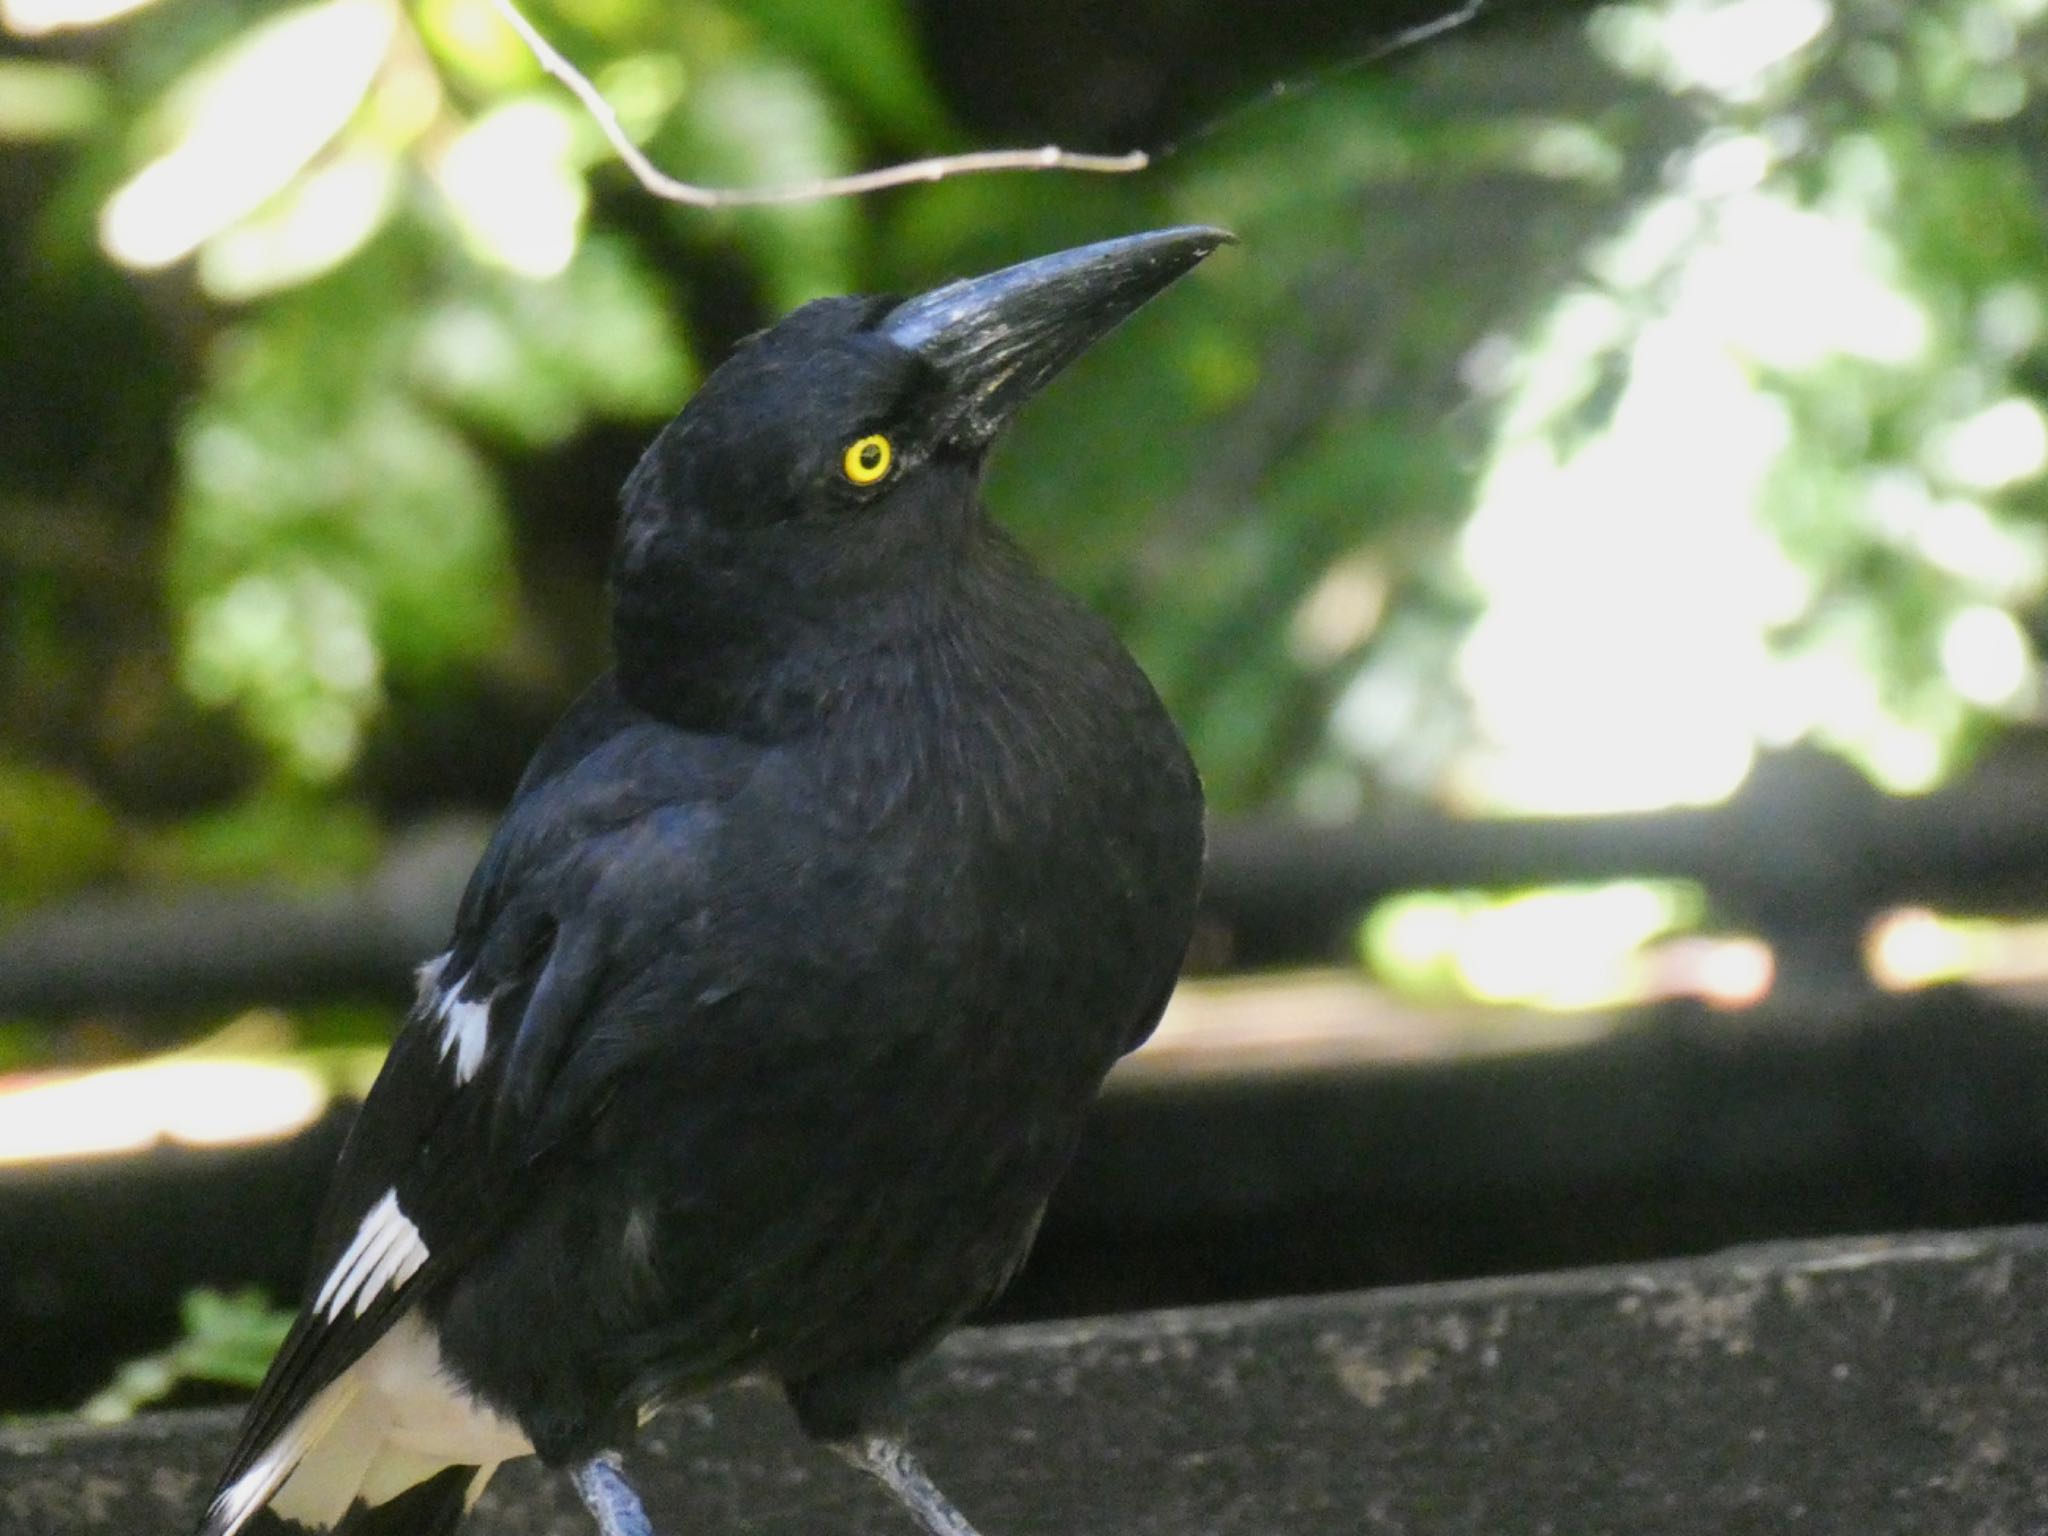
[[194, 225, 1227, 1536]]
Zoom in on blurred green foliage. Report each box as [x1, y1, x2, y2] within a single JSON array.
[[0, 0, 2045, 1015], [0, 759, 120, 909], [7, 0, 2041, 1417], [78, 1286, 294, 1421]]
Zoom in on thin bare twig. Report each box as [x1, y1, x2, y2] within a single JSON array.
[[1151, 0, 1488, 160], [490, 0, 1147, 208]]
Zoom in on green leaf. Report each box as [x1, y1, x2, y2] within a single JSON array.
[[172, 261, 518, 780], [0, 762, 120, 911], [135, 792, 382, 885], [412, 234, 693, 447], [80, 1288, 294, 1423], [99, 0, 396, 271], [724, 0, 948, 141], [666, 55, 859, 308], [0, 60, 109, 142]]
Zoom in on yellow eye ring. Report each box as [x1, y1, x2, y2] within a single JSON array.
[[842, 433, 893, 486]]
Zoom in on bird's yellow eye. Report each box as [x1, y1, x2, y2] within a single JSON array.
[[841, 433, 893, 486]]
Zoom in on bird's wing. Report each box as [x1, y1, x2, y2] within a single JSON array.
[[1119, 972, 1180, 1057], [202, 720, 738, 1532]]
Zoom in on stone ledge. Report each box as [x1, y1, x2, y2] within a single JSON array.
[[10, 1228, 2048, 1535]]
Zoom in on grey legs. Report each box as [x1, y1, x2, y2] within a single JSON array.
[[835, 1435, 986, 1536], [572, 1454, 656, 1536], [572, 1434, 983, 1536]]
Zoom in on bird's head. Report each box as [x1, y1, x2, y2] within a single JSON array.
[[610, 226, 1232, 720]]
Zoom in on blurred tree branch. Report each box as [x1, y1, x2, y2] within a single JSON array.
[[13, 751, 2048, 1023], [491, 0, 1149, 207]]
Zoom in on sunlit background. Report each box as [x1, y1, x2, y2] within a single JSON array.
[[3, 0, 2047, 1413]]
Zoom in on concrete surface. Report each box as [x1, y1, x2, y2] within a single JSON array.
[[9, 1227, 2048, 1535]]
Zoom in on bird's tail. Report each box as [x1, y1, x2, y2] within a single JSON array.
[[239, 1464, 486, 1536], [197, 1312, 529, 1536]]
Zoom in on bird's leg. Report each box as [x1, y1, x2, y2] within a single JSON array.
[[571, 1453, 657, 1536], [834, 1435, 986, 1536]]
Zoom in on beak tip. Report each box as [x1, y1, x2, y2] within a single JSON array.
[[1164, 228, 1234, 284], [1183, 224, 1241, 253], [1115, 223, 1239, 275]]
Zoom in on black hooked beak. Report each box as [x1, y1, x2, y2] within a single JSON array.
[[880, 225, 1235, 448]]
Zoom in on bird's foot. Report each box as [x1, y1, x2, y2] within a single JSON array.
[[571, 1453, 657, 1536], [834, 1435, 986, 1536]]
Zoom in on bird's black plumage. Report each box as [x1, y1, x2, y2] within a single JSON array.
[[197, 226, 1226, 1536]]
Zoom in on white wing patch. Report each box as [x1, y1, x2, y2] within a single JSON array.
[[209, 1314, 532, 1535], [421, 953, 492, 1085], [439, 994, 491, 1084], [414, 951, 452, 1000], [202, 1375, 361, 1536], [314, 1190, 429, 1320]]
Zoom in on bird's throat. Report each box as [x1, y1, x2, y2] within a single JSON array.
[[609, 515, 1036, 744]]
